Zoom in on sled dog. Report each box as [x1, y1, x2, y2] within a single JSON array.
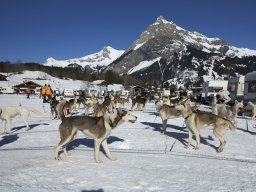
[[159, 104, 183, 134], [179, 100, 236, 152], [0, 106, 43, 134], [48, 96, 59, 119], [54, 107, 137, 163], [131, 96, 146, 111], [247, 101, 256, 120], [212, 100, 243, 121]]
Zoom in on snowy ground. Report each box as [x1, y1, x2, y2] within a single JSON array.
[[0, 94, 256, 192]]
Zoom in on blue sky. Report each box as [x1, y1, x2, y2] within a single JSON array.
[[0, 0, 255, 64]]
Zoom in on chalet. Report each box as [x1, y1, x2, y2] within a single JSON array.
[[13, 81, 42, 94], [129, 85, 146, 96]]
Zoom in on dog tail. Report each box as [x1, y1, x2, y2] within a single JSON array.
[[58, 123, 74, 142], [58, 101, 67, 121]]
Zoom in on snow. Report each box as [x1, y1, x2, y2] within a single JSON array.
[[0, 94, 256, 192], [226, 46, 256, 58], [0, 71, 87, 91], [127, 57, 161, 75], [134, 42, 146, 50], [43, 46, 124, 69]]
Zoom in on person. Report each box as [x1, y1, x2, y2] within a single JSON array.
[[25, 86, 31, 99], [79, 90, 86, 100], [216, 90, 231, 104], [45, 84, 53, 102], [41, 84, 47, 103]]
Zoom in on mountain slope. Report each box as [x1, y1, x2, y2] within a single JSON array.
[[107, 16, 256, 85], [43, 46, 124, 70]]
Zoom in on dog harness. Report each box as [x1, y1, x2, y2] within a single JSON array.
[[184, 112, 193, 121], [110, 111, 126, 129]]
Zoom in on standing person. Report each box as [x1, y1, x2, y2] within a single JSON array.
[[42, 84, 47, 103], [25, 86, 31, 99], [45, 84, 53, 102]]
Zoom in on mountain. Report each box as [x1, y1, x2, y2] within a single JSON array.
[[43, 46, 124, 70], [106, 16, 256, 86]]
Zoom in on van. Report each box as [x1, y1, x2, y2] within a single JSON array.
[[63, 89, 74, 97], [0, 87, 15, 94]]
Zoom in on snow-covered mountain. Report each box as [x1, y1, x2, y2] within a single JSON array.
[[43, 46, 124, 70], [107, 16, 256, 86]]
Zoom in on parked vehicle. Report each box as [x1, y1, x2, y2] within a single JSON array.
[[0, 86, 15, 94], [201, 80, 228, 104], [227, 76, 245, 101], [244, 71, 256, 103], [63, 89, 74, 97], [34, 87, 42, 95]]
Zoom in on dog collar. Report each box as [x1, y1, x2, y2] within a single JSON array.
[[184, 112, 193, 120], [110, 112, 125, 129]]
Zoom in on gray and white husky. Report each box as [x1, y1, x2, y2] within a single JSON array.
[[54, 104, 137, 163]]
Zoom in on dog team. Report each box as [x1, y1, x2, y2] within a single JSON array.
[[0, 91, 255, 163]]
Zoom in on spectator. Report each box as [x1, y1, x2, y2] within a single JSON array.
[[41, 84, 47, 103], [45, 84, 53, 102], [25, 86, 31, 99]]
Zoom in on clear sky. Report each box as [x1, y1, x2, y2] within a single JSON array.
[[0, 0, 255, 64]]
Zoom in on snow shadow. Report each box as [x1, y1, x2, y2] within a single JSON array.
[[237, 127, 256, 135], [0, 134, 19, 147], [81, 189, 104, 192], [141, 121, 217, 150], [165, 131, 217, 150], [67, 136, 124, 151], [141, 121, 187, 133], [12, 123, 49, 132]]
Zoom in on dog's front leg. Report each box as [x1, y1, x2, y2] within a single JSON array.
[[94, 139, 103, 163], [161, 119, 167, 135], [194, 131, 200, 150], [102, 139, 117, 161], [6, 119, 12, 134], [185, 130, 192, 149]]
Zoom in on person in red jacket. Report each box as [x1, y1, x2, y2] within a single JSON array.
[[25, 86, 31, 99]]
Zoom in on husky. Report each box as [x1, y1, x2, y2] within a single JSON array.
[[131, 96, 146, 111], [247, 101, 256, 120], [0, 106, 43, 134], [48, 96, 59, 119], [86, 96, 115, 117], [157, 98, 199, 134], [115, 96, 129, 107], [62, 99, 78, 116], [178, 100, 236, 152], [212, 100, 243, 121], [159, 104, 183, 134], [54, 106, 137, 163]]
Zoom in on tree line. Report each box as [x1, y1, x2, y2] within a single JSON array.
[[0, 61, 162, 89]]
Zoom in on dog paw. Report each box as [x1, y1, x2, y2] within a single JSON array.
[[194, 146, 199, 150], [109, 156, 117, 161], [95, 159, 103, 163], [64, 152, 72, 157], [1, 132, 10, 135], [217, 147, 223, 153], [54, 157, 62, 160]]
